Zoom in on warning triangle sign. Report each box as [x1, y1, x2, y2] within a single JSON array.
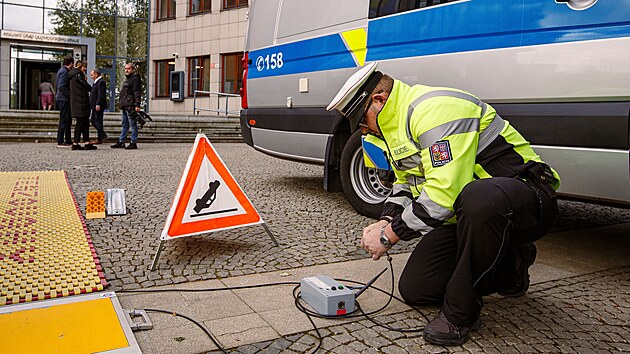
[[161, 133, 262, 239]]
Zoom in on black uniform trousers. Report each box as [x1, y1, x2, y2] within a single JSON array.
[[398, 176, 557, 327]]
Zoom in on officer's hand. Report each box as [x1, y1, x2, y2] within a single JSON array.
[[360, 220, 389, 261]]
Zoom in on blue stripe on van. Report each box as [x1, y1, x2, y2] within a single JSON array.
[[248, 0, 630, 79], [366, 0, 630, 62], [247, 34, 356, 79]]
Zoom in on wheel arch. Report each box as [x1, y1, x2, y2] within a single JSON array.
[[323, 114, 352, 192]]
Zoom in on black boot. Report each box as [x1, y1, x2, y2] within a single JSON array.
[[110, 141, 125, 149], [423, 311, 480, 346], [125, 142, 138, 150], [499, 243, 537, 297]]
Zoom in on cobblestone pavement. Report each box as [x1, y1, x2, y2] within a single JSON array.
[[1, 142, 630, 353], [0, 142, 629, 291], [210, 266, 630, 354]]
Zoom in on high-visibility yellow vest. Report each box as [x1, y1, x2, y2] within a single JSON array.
[[368, 80, 560, 239]]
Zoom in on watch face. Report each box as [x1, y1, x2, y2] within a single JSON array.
[[380, 235, 391, 248]]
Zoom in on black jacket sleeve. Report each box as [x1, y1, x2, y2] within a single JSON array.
[[131, 75, 142, 107], [97, 80, 107, 107]]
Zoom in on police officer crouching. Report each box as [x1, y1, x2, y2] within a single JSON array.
[[327, 62, 559, 346]]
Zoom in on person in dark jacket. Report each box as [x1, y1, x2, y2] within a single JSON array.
[[56, 57, 74, 147], [111, 63, 142, 150], [89, 68, 108, 144], [69, 60, 95, 150]]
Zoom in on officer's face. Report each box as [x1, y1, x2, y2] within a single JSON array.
[[359, 93, 387, 137]]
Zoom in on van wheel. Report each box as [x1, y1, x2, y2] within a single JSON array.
[[340, 131, 393, 219]]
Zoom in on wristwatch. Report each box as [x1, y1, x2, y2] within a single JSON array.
[[379, 226, 392, 249]]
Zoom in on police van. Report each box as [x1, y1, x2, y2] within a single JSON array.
[[239, 0, 630, 218]]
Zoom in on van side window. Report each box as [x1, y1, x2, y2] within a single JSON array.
[[369, 0, 461, 18]]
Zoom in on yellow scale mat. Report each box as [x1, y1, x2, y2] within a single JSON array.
[[0, 171, 107, 305], [0, 294, 131, 353]]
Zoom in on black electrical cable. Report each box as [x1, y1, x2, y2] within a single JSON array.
[[118, 281, 301, 293], [143, 308, 228, 354], [118, 254, 429, 353]]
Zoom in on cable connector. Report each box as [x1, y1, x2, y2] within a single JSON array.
[[123, 309, 153, 331]]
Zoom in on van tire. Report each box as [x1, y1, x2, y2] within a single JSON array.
[[340, 131, 392, 219]]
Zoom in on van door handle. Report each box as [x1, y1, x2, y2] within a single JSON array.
[[555, 0, 598, 11]]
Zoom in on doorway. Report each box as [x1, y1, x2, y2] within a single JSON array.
[[19, 60, 61, 110]]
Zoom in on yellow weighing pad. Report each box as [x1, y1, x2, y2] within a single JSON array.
[[0, 171, 108, 305], [0, 292, 141, 353]]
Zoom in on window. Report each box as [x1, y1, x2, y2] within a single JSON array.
[[221, 52, 243, 94], [155, 60, 174, 97], [157, 0, 175, 19], [188, 56, 210, 96], [223, 0, 247, 10], [190, 0, 210, 14], [369, 0, 461, 18]]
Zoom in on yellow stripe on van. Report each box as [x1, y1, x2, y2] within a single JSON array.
[[341, 28, 367, 67]]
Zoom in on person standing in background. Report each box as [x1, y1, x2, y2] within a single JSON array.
[[111, 63, 142, 150], [68, 60, 95, 151], [89, 68, 108, 144], [39, 76, 55, 111], [55, 57, 74, 147]]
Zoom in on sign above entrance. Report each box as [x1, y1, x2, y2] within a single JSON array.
[[0, 30, 83, 45]]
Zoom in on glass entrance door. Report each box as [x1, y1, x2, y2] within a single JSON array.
[[10, 45, 74, 109], [20, 60, 60, 110]]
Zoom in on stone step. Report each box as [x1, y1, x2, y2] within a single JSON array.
[[0, 110, 243, 143]]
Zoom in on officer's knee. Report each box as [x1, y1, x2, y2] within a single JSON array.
[[398, 275, 443, 306], [456, 179, 509, 221]]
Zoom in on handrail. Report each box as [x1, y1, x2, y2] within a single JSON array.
[[193, 90, 241, 116]]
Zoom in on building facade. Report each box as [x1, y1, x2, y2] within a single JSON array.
[[0, 0, 149, 111], [149, 0, 246, 114]]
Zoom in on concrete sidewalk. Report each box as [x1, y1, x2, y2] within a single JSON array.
[[117, 222, 630, 353], [118, 254, 410, 353]]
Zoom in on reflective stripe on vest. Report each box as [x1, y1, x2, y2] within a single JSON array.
[[404, 89, 503, 154], [401, 188, 454, 233], [385, 184, 413, 208]]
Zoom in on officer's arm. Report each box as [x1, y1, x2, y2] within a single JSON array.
[[381, 172, 412, 221]]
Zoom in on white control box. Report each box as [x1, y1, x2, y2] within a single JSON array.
[[300, 275, 354, 316]]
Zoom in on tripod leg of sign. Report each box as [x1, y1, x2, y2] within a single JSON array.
[[150, 240, 166, 271], [262, 223, 279, 246]]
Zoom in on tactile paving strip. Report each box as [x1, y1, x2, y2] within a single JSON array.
[[0, 171, 107, 305]]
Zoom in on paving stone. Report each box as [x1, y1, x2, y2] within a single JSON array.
[[2, 143, 629, 353], [223, 267, 630, 354]]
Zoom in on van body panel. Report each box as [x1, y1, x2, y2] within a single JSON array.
[[534, 146, 630, 203], [242, 0, 630, 206]]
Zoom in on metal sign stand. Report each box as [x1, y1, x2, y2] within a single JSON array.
[[150, 223, 278, 271]]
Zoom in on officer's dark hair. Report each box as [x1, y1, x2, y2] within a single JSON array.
[[63, 57, 74, 66], [75, 60, 84, 69], [373, 74, 394, 95], [363, 74, 394, 112]]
